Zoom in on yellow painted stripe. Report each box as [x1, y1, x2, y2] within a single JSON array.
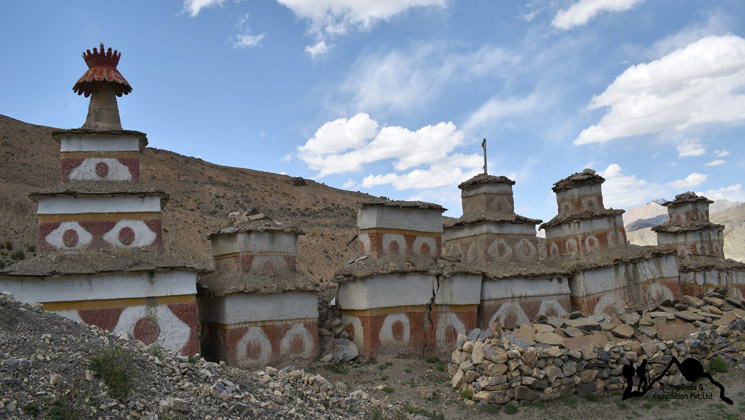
[[39, 212, 161, 222], [199, 318, 317, 330], [42, 295, 194, 311], [359, 228, 440, 238], [341, 305, 427, 317], [60, 152, 140, 158]]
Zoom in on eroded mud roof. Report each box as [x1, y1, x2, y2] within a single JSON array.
[[677, 255, 745, 272], [458, 173, 515, 189], [552, 168, 605, 193], [29, 181, 168, 203], [197, 271, 318, 296], [652, 222, 724, 233], [207, 214, 302, 238], [0, 249, 197, 276], [539, 208, 624, 230], [558, 245, 676, 272], [360, 200, 445, 211], [335, 254, 479, 282], [663, 191, 713, 206], [445, 210, 541, 228]]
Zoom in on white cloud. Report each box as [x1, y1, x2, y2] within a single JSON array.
[[277, 0, 445, 40], [298, 113, 469, 177], [598, 163, 709, 208], [552, 0, 644, 30], [715, 149, 731, 157], [575, 35, 745, 145], [360, 154, 482, 190], [677, 139, 705, 158], [298, 113, 378, 156], [705, 160, 726, 167], [698, 184, 745, 202], [183, 0, 224, 17], [341, 179, 356, 189], [305, 40, 331, 60], [233, 14, 266, 49], [668, 173, 708, 189], [340, 44, 519, 114], [297, 114, 482, 194], [463, 94, 539, 133], [234, 33, 266, 48]]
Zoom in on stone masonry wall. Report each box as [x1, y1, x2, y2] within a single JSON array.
[[449, 289, 745, 406]]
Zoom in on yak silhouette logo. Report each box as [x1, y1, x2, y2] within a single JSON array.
[[622, 357, 732, 405]]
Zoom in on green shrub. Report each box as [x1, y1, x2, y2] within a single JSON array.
[[89, 346, 132, 399], [10, 250, 25, 260], [4, 241, 12, 250], [504, 404, 518, 415], [561, 396, 577, 408], [383, 386, 394, 393], [460, 389, 473, 399], [710, 357, 728, 374], [585, 394, 600, 402]]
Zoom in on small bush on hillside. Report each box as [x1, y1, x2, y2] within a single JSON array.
[[89, 346, 132, 399]]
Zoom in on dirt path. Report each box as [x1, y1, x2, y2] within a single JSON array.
[[313, 355, 745, 420]]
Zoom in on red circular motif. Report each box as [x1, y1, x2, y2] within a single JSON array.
[[62, 229, 79, 247], [445, 325, 458, 346], [133, 317, 160, 344], [95, 162, 109, 177], [345, 323, 355, 340], [118, 227, 135, 245], [262, 261, 275, 275], [388, 241, 400, 255], [391, 320, 404, 340], [245, 341, 262, 359], [290, 335, 305, 353]]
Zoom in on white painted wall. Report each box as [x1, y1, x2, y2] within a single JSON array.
[[434, 274, 481, 305], [238, 232, 297, 254], [0, 270, 196, 303], [197, 292, 318, 324], [481, 277, 570, 300], [37, 196, 162, 214], [445, 222, 536, 241], [339, 274, 436, 309], [358, 206, 442, 233], [59, 135, 141, 152], [113, 304, 191, 354], [43, 221, 94, 251], [102, 220, 157, 248]]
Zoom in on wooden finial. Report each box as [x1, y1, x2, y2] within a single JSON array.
[[481, 138, 487, 175]]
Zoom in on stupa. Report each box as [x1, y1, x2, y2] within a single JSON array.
[[197, 214, 320, 367], [0, 44, 199, 355]]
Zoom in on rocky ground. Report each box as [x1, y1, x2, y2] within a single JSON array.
[[2, 288, 745, 420], [0, 292, 387, 420]]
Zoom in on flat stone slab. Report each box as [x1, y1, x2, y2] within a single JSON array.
[[657, 320, 697, 341], [611, 324, 635, 339], [619, 312, 640, 326], [648, 311, 675, 320], [534, 324, 554, 333], [565, 318, 600, 331], [675, 311, 705, 322], [547, 317, 566, 329], [638, 325, 658, 338], [535, 332, 565, 346], [712, 312, 738, 326], [563, 335, 593, 351]]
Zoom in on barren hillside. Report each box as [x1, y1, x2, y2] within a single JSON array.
[[0, 114, 377, 285]]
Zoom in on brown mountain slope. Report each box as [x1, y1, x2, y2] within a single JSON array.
[[0, 114, 378, 285]]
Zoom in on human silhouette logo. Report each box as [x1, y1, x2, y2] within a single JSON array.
[[622, 357, 732, 405]]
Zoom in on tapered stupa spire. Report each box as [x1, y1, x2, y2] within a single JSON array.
[[73, 43, 132, 130]]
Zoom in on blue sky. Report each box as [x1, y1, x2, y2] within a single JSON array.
[[2, 0, 744, 223]]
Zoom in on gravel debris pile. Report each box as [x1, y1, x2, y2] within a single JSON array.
[[0, 292, 384, 419]]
